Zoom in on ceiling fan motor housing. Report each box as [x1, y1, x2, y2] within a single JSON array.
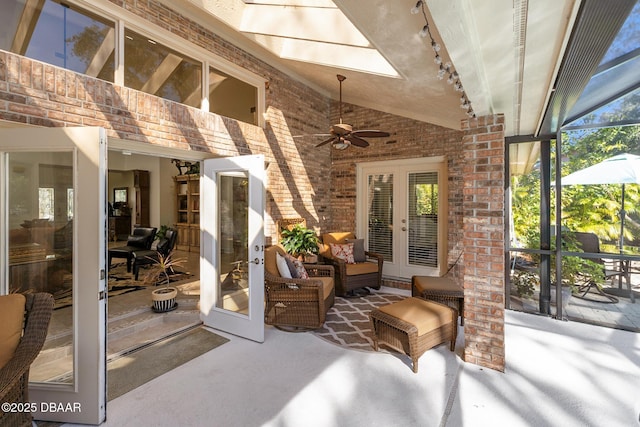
[[331, 123, 352, 135]]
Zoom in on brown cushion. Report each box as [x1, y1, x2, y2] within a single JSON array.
[[0, 293, 26, 369], [316, 277, 334, 299], [345, 262, 379, 276], [378, 297, 453, 336], [413, 276, 463, 296], [322, 232, 355, 245]]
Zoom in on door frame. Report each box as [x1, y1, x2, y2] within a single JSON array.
[[200, 154, 265, 342], [356, 156, 448, 279], [0, 126, 107, 425]]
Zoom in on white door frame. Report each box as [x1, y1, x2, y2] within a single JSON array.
[[356, 156, 448, 279], [0, 127, 107, 425], [200, 154, 265, 342]]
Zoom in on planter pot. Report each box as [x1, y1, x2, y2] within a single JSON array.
[[304, 254, 318, 264], [151, 287, 178, 313]]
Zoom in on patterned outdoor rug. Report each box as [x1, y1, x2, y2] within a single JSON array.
[[52, 263, 193, 310], [312, 291, 406, 352]]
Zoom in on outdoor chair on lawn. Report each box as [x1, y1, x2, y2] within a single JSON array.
[[264, 245, 335, 331]]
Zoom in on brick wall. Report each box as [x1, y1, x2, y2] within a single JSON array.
[[0, 0, 332, 242], [461, 114, 506, 372], [0, 0, 508, 371], [327, 101, 466, 280]]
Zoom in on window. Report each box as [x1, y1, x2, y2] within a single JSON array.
[[1, 0, 115, 82], [124, 29, 202, 108], [1, 0, 263, 126], [67, 188, 74, 220], [39, 187, 54, 220], [209, 66, 258, 125], [113, 187, 127, 203]]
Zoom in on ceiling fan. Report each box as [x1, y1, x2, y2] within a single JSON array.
[[299, 75, 390, 150]]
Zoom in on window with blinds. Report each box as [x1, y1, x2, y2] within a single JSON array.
[[408, 172, 438, 267], [367, 174, 393, 259]]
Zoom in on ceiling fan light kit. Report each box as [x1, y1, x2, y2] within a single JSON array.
[[308, 74, 390, 150]]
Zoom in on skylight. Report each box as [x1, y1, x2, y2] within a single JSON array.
[[219, 0, 399, 77], [565, 1, 640, 129]]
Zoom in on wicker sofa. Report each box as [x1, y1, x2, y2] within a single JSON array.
[[264, 245, 335, 331], [319, 232, 384, 297], [0, 292, 54, 427]]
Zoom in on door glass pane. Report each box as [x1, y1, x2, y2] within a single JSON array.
[[408, 172, 438, 267], [0, 0, 115, 82], [367, 174, 393, 260], [217, 172, 249, 314], [8, 152, 74, 384]]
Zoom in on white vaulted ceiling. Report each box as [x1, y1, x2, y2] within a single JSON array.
[[164, 0, 630, 137]]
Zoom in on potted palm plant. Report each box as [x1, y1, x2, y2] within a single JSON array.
[[144, 249, 185, 312], [279, 224, 319, 263]]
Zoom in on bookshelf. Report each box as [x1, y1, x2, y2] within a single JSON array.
[[174, 174, 200, 252]]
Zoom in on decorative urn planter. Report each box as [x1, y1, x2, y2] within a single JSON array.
[[151, 287, 178, 313]]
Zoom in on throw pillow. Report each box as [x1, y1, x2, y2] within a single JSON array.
[[276, 252, 292, 278], [284, 255, 299, 278], [286, 254, 309, 279], [330, 242, 355, 264], [346, 238, 366, 263]]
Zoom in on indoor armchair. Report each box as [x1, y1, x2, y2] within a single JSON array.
[[108, 226, 157, 272]]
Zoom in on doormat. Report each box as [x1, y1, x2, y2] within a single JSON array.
[[107, 326, 229, 401], [52, 263, 193, 310], [311, 291, 406, 352]]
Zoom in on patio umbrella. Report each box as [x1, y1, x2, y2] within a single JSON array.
[[561, 152, 640, 252]]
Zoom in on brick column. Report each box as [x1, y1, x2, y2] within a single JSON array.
[[461, 114, 505, 372]]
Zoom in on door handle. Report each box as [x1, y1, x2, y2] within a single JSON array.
[[402, 227, 407, 231]]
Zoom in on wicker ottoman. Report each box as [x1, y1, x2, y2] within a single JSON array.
[[369, 297, 457, 373], [412, 276, 464, 325]]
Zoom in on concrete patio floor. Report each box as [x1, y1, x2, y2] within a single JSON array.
[[61, 304, 640, 427]]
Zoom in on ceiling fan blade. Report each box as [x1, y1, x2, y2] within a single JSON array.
[[346, 135, 369, 148], [293, 133, 332, 139], [351, 130, 390, 138], [316, 136, 337, 147]]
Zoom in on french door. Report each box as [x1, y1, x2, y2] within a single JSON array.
[[357, 157, 448, 278], [0, 127, 107, 424], [200, 155, 265, 342]]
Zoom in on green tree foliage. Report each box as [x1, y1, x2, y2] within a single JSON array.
[[561, 125, 640, 245]]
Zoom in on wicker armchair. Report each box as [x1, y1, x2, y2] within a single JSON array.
[[264, 245, 335, 331], [0, 292, 54, 427], [319, 232, 384, 297]]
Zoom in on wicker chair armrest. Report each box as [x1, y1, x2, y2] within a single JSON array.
[[321, 256, 348, 277], [265, 271, 324, 288], [0, 293, 53, 401], [365, 250, 384, 266], [264, 279, 324, 305], [304, 263, 334, 278]]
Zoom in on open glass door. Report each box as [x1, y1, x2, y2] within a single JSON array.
[[201, 155, 265, 342], [0, 127, 107, 424]]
